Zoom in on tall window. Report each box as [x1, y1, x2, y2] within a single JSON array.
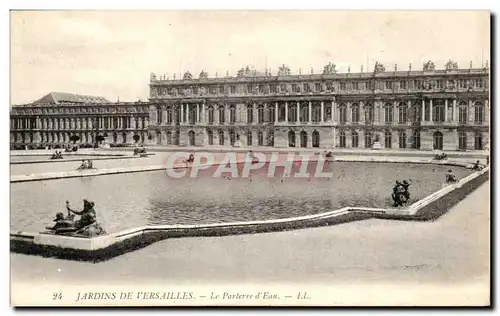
[[218, 129, 224, 146], [399, 131, 406, 149], [352, 82, 359, 90], [247, 130, 252, 146], [364, 131, 372, 148], [385, 130, 392, 148], [230, 85, 236, 94], [315, 83, 322, 92], [474, 102, 484, 123], [351, 104, 359, 123], [339, 104, 347, 124], [434, 104, 445, 123], [458, 102, 468, 124], [157, 107, 162, 124], [247, 104, 253, 123], [399, 81, 407, 89], [300, 103, 308, 122], [312, 130, 320, 148], [459, 131, 467, 150], [351, 130, 358, 148], [258, 105, 265, 123], [399, 103, 407, 123], [339, 131, 346, 148], [384, 103, 393, 123], [474, 132, 483, 150], [385, 81, 393, 90], [229, 105, 236, 124], [312, 103, 321, 122], [258, 130, 264, 146], [269, 104, 276, 123], [208, 105, 214, 124], [219, 106, 225, 124], [289, 104, 297, 122]]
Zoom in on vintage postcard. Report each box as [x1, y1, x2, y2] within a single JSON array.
[[9, 10, 490, 306]]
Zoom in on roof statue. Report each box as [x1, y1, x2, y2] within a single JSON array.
[[277, 64, 291, 76], [445, 60, 458, 71], [373, 62, 386, 73], [409, 63, 412, 71], [394, 64, 397, 72], [360, 65, 363, 73], [199, 70, 209, 79], [150, 72, 156, 81], [423, 60, 435, 71], [322, 62, 337, 75], [183, 71, 193, 80], [236, 66, 255, 78]]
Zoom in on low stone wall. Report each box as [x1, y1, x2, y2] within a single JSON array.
[[10, 155, 139, 165]]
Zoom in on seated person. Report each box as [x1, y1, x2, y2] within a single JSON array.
[[325, 151, 333, 158], [186, 153, 195, 163], [78, 160, 87, 169], [87, 160, 93, 169], [472, 160, 483, 171]]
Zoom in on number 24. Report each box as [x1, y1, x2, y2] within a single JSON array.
[[53, 292, 62, 300]]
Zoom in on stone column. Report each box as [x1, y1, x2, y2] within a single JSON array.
[[196, 104, 200, 123], [453, 99, 457, 122], [429, 99, 433, 122], [320, 101, 324, 122], [468, 99, 474, 124], [186, 103, 190, 123], [202, 103, 206, 123], [308, 101, 312, 123], [407, 100, 412, 123], [393, 101, 398, 123], [444, 99, 448, 122], [285, 102, 288, 122], [296, 101, 300, 123], [421, 99, 425, 122], [181, 104, 184, 123]]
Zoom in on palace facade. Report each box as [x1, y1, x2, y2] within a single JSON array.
[[147, 61, 490, 151], [10, 92, 150, 148]]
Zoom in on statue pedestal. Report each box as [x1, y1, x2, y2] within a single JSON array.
[[233, 140, 242, 148], [372, 141, 382, 150]]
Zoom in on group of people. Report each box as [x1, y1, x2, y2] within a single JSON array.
[[51, 151, 63, 159], [77, 160, 94, 170], [133, 146, 147, 155], [48, 199, 97, 232]]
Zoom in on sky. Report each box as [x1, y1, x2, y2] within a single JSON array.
[[10, 10, 490, 105]]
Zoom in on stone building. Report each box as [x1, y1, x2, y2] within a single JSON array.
[[147, 61, 489, 151], [10, 92, 150, 148]]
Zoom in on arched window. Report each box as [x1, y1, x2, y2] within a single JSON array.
[[288, 130, 296, 147], [474, 132, 483, 150], [218, 129, 224, 146], [278, 102, 286, 121], [247, 130, 252, 146], [229, 105, 236, 124], [207, 129, 213, 145], [351, 130, 358, 148], [258, 130, 264, 146], [258, 105, 265, 123], [188, 130, 195, 146], [351, 103, 359, 123], [412, 130, 420, 149], [312, 130, 320, 148], [219, 105, 226, 124], [399, 131, 407, 149], [339, 131, 346, 148], [458, 101, 468, 124], [189, 106, 197, 125], [384, 103, 393, 123], [247, 104, 253, 123], [364, 103, 374, 123], [175, 106, 181, 123], [385, 130, 392, 148], [207, 105, 214, 124], [433, 131, 443, 150], [165, 130, 171, 145], [364, 131, 372, 148], [474, 101, 484, 123], [459, 131, 467, 150], [339, 103, 347, 123], [398, 103, 407, 123], [157, 107, 163, 124]]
